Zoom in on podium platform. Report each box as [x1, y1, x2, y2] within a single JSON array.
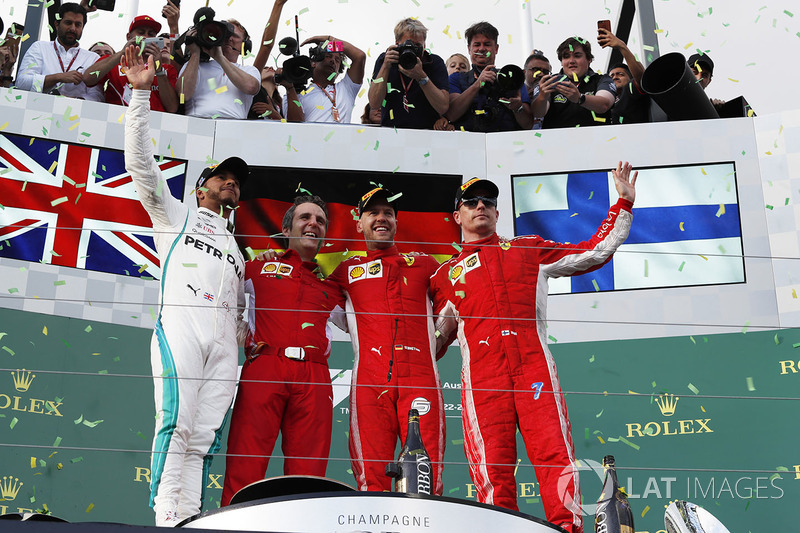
[[183, 490, 567, 533]]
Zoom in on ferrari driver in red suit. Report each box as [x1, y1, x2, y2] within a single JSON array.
[[328, 188, 446, 494], [430, 164, 637, 532]]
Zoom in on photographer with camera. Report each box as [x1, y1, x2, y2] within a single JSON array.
[[246, 0, 302, 122], [83, 15, 178, 113], [288, 34, 365, 123], [177, 8, 259, 119], [531, 36, 616, 129], [446, 22, 532, 132], [368, 18, 448, 129], [16, 2, 103, 101]]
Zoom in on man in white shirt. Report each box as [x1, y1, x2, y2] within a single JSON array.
[[16, 2, 104, 101], [178, 18, 260, 119], [288, 35, 365, 123]]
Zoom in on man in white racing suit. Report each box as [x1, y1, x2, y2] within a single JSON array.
[[122, 45, 248, 526]]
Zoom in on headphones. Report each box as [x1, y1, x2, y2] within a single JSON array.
[[225, 20, 252, 56]]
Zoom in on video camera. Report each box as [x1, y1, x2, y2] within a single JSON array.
[[274, 16, 344, 91], [185, 7, 234, 51]]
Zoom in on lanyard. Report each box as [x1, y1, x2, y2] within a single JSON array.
[[399, 75, 414, 113], [314, 82, 340, 122], [53, 41, 79, 73]]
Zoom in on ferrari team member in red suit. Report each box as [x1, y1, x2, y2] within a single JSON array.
[[222, 196, 344, 505], [430, 164, 637, 532], [327, 188, 446, 494]]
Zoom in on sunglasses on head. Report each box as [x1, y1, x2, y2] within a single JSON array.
[[461, 196, 497, 208]]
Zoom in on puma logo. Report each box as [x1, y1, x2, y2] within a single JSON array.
[[187, 284, 200, 296]]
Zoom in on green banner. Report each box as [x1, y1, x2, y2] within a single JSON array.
[[0, 307, 797, 531]]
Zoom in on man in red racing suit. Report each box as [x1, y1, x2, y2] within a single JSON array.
[[222, 196, 344, 505], [430, 165, 637, 533], [328, 187, 446, 494]]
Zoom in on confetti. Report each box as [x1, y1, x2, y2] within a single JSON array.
[[301, 322, 314, 329], [51, 197, 68, 206], [642, 505, 650, 517], [688, 383, 699, 394], [619, 436, 640, 451], [746, 377, 755, 391]]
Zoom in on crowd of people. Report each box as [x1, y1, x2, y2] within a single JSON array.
[[2, 1, 727, 130]]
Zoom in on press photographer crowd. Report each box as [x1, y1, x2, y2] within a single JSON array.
[[1, 0, 752, 132]]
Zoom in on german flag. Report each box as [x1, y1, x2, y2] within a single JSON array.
[[236, 166, 463, 275]]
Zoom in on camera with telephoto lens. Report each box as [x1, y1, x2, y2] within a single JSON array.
[[478, 64, 525, 98], [395, 39, 423, 70], [273, 36, 313, 91], [473, 64, 526, 131], [186, 7, 234, 51]]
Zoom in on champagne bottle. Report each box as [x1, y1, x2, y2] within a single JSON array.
[[385, 409, 432, 495], [595, 455, 635, 533]]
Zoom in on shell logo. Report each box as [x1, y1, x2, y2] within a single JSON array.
[[450, 265, 464, 280], [262, 263, 277, 274], [350, 266, 366, 279]]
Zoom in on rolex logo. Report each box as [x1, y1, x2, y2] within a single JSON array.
[[11, 370, 35, 393], [655, 393, 679, 417], [0, 476, 22, 501]]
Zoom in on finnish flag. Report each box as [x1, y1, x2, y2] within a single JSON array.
[[512, 163, 745, 295]]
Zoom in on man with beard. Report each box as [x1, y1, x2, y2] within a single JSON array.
[[221, 196, 345, 505], [16, 2, 103, 101], [178, 17, 260, 119], [532, 36, 616, 128], [122, 47, 248, 525], [287, 34, 365, 123], [327, 188, 446, 494]]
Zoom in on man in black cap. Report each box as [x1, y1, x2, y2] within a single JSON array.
[[430, 166, 637, 532], [327, 187, 447, 494], [122, 46, 248, 526], [688, 52, 726, 110]]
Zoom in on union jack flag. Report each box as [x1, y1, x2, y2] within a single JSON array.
[[203, 292, 214, 301], [0, 132, 187, 279]]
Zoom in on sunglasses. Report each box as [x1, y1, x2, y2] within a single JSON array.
[[460, 196, 498, 208]]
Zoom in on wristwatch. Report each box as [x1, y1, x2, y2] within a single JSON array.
[[418, 76, 429, 86], [578, 94, 586, 105]]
